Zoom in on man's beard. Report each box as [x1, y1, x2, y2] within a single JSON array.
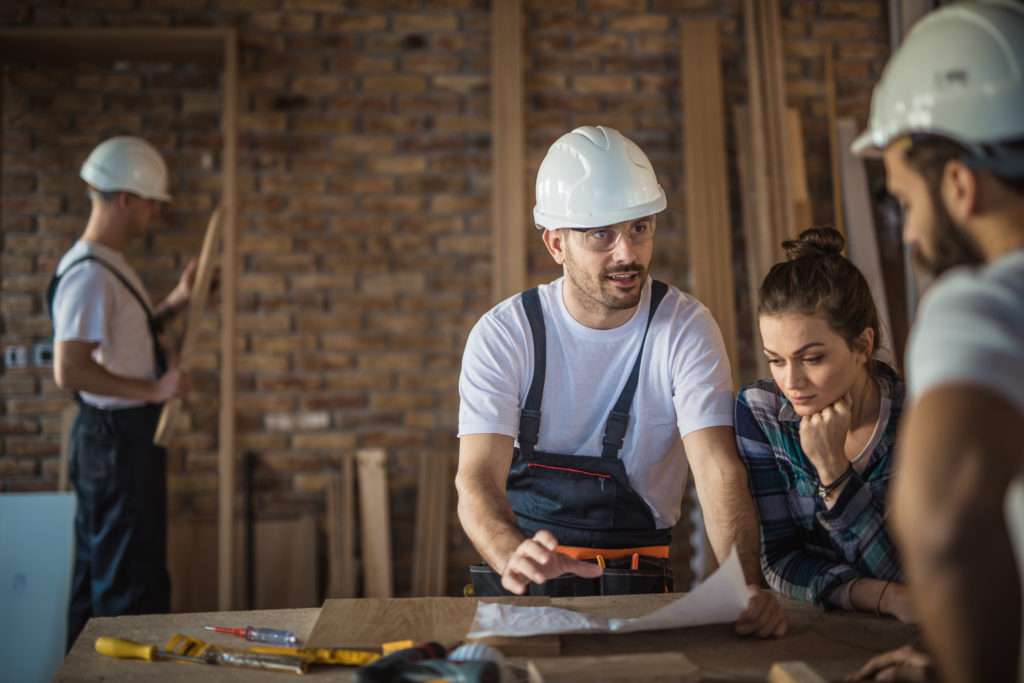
[[914, 188, 985, 277], [564, 257, 648, 315]]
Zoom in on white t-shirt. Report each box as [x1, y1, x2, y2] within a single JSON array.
[[906, 249, 1024, 681], [52, 241, 158, 409], [458, 277, 735, 528]]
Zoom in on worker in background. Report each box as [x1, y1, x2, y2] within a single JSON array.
[[736, 227, 913, 622], [847, 1, 1024, 680], [49, 136, 197, 650], [456, 125, 787, 638]]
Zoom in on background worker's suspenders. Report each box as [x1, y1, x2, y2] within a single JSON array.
[[46, 255, 168, 380], [471, 281, 674, 597]]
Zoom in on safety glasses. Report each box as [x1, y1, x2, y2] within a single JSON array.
[[568, 221, 656, 252]]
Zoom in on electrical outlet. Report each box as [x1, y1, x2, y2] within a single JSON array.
[[4, 346, 28, 369], [33, 342, 54, 367]]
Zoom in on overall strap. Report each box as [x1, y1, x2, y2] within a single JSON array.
[[600, 279, 669, 459], [47, 255, 167, 375], [517, 287, 545, 460]]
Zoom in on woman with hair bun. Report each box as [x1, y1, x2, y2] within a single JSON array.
[[735, 227, 913, 621]]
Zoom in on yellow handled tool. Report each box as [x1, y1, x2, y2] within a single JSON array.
[[95, 637, 212, 665]]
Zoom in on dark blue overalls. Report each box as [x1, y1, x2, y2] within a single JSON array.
[[47, 256, 171, 650], [470, 281, 674, 596]]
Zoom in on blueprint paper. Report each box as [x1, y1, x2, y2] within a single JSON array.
[[467, 547, 748, 638]]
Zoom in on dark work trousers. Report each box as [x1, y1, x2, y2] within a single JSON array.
[[66, 402, 170, 651]]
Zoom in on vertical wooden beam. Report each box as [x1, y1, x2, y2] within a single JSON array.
[[836, 118, 896, 368], [490, 0, 526, 303], [326, 455, 356, 599], [733, 105, 769, 381], [218, 27, 239, 612], [58, 404, 77, 492], [680, 18, 739, 391], [824, 41, 845, 238], [743, 0, 796, 280], [786, 109, 813, 232], [412, 453, 451, 596], [357, 448, 393, 598]]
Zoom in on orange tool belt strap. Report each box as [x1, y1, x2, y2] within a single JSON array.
[[555, 545, 669, 561]]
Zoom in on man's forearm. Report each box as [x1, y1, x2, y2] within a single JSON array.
[[55, 353, 157, 402], [696, 459, 763, 584], [894, 389, 1024, 682], [455, 471, 526, 574]]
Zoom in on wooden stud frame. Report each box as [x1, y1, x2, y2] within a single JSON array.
[[0, 27, 239, 610], [679, 19, 740, 391], [489, 0, 527, 303]]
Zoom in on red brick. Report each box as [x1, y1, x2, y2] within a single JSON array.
[[249, 11, 313, 30], [609, 14, 670, 32], [291, 274, 359, 292], [294, 353, 357, 372], [821, 1, 882, 19], [394, 13, 459, 31], [324, 14, 388, 31], [401, 54, 461, 73], [363, 431, 427, 448], [257, 376, 324, 393], [288, 195, 357, 214], [237, 312, 291, 332], [249, 334, 318, 354], [237, 354, 291, 374], [361, 196, 428, 213], [575, 34, 630, 53], [332, 55, 396, 73], [812, 21, 875, 40], [291, 75, 358, 93], [321, 333, 390, 352], [364, 75, 428, 93], [0, 459, 37, 476]]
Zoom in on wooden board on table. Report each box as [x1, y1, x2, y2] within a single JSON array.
[[307, 596, 559, 657], [528, 652, 699, 683], [768, 660, 828, 683]]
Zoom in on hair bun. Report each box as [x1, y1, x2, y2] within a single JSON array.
[[781, 226, 846, 260]]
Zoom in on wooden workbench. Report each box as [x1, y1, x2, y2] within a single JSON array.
[[54, 595, 919, 682]]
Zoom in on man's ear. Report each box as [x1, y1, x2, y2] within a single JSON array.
[[115, 191, 133, 210], [941, 158, 979, 224], [541, 227, 567, 265]]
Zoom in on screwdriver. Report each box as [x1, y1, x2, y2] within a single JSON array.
[[204, 625, 299, 647], [95, 637, 213, 665]]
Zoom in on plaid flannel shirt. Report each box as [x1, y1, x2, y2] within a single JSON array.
[[735, 363, 906, 607]]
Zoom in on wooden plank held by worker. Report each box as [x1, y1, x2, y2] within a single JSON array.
[[153, 206, 224, 446]]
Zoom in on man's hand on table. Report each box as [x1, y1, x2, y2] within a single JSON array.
[[501, 530, 603, 595], [846, 645, 935, 682], [735, 586, 788, 638]]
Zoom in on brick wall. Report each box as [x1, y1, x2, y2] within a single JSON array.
[[1, 0, 890, 600]]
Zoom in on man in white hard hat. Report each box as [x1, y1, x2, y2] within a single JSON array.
[[48, 136, 197, 650], [456, 125, 787, 638], [846, 1, 1024, 680]]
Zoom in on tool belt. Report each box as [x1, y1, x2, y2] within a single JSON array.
[[469, 544, 673, 597]]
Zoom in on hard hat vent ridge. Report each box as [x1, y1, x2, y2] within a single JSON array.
[[533, 125, 666, 230], [80, 136, 171, 202]]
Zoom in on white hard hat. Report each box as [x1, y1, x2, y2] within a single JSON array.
[[533, 125, 666, 230], [852, 0, 1024, 168], [80, 136, 171, 202]]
